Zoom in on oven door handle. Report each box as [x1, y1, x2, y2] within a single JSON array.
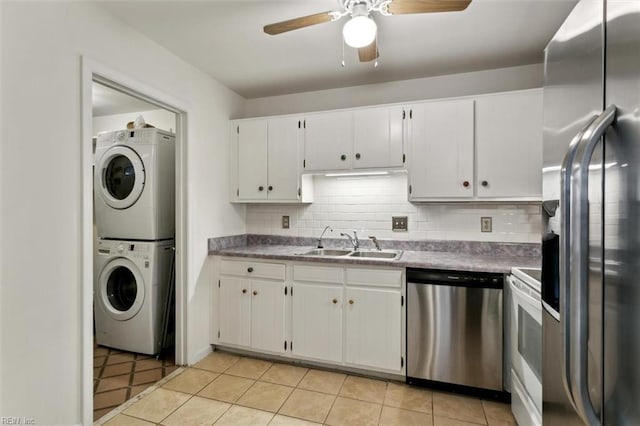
[[566, 104, 616, 426], [509, 276, 540, 307]]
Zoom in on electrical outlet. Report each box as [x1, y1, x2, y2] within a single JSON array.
[[282, 215, 290, 229], [481, 217, 492, 232], [392, 216, 408, 231]]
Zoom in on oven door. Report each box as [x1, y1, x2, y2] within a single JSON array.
[[510, 275, 543, 415]]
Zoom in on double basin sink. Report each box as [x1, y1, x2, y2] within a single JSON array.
[[298, 248, 403, 261]]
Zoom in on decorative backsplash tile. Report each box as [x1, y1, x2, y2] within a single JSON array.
[[245, 174, 542, 244]]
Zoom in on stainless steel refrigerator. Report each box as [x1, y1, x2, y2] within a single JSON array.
[[542, 0, 640, 424]]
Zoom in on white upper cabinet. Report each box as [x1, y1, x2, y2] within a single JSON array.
[[237, 120, 268, 201], [232, 117, 310, 203], [475, 90, 543, 199], [408, 99, 475, 199], [267, 116, 302, 201], [303, 111, 353, 172], [230, 89, 542, 202], [353, 106, 405, 169]]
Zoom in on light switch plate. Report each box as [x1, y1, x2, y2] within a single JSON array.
[[481, 217, 492, 232], [392, 216, 408, 231], [282, 216, 290, 229]]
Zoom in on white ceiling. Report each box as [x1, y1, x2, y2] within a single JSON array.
[[99, 0, 577, 99]]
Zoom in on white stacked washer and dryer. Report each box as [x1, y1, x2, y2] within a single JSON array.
[[93, 128, 175, 355]]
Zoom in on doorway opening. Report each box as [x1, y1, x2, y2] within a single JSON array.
[[81, 58, 189, 425]]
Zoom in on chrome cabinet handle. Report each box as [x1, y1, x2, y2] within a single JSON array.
[[564, 104, 616, 426]]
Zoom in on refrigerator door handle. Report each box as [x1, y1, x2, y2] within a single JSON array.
[[560, 114, 595, 408], [567, 104, 617, 426]]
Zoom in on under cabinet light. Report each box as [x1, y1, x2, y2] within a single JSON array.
[[324, 171, 390, 177]]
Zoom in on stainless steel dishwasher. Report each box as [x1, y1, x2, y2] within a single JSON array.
[[407, 268, 506, 399]]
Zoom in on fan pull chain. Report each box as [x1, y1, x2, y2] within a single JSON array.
[[341, 36, 346, 67]]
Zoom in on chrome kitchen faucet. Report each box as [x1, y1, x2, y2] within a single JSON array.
[[369, 235, 382, 251], [340, 230, 359, 250], [317, 225, 333, 248]]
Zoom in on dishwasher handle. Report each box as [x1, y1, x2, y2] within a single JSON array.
[[407, 268, 503, 289]]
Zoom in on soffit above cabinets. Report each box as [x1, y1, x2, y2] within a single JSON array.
[[97, 0, 577, 99]]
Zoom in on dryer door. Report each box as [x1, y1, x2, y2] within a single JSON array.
[[95, 145, 145, 209], [98, 258, 145, 321]]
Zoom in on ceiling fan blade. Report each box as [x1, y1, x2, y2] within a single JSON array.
[[388, 0, 471, 15], [358, 40, 379, 62], [264, 12, 334, 35]]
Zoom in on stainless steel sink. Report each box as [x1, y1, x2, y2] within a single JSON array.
[[298, 248, 403, 261], [348, 250, 403, 260], [301, 248, 352, 257]]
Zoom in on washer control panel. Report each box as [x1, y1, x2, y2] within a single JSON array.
[[96, 240, 150, 260]]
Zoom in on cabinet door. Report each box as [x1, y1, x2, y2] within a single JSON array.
[[218, 277, 251, 347], [238, 120, 268, 200], [291, 283, 343, 363], [345, 287, 402, 371], [304, 111, 352, 171], [409, 100, 474, 199], [268, 117, 301, 201], [476, 91, 543, 198], [250, 280, 286, 353], [353, 106, 404, 169]]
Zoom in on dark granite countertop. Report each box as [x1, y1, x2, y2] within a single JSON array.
[[208, 241, 541, 274]]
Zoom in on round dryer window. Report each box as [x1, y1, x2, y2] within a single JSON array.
[[98, 258, 145, 321], [96, 145, 145, 209]]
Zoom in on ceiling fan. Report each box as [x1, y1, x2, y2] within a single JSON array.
[[264, 0, 472, 63]]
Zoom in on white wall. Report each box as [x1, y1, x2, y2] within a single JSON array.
[[0, 2, 245, 424], [247, 174, 541, 244], [93, 108, 176, 136], [242, 63, 542, 117]]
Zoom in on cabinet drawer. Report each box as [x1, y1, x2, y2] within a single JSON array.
[[345, 268, 402, 288], [293, 265, 344, 284], [220, 259, 285, 280]]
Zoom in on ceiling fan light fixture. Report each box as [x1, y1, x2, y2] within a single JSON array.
[[342, 15, 377, 48]]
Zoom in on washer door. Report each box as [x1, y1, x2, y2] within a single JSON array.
[[96, 145, 145, 209], [98, 258, 145, 321]]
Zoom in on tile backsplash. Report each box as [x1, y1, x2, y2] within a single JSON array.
[[246, 174, 541, 243]]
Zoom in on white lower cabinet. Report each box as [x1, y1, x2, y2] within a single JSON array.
[[251, 279, 286, 353], [218, 277, 251, 347], [291, 283, 343, 363], [217, 260, 286, 354], [214, 258, 404, 375], [345, 287, 402, 371], [290, 263, 404, 374]]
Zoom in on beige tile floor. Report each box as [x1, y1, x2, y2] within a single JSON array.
[[99, 351, 516, 426]]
